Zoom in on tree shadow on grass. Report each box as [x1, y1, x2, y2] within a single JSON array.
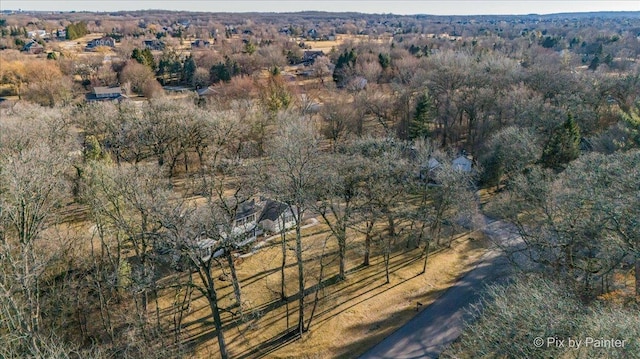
[[174, 242, 460, 357], [234, 328, 300, 359]]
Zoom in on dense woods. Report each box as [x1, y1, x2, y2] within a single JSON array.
[[0, 9, 639, 358]]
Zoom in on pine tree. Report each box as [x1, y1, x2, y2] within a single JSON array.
[[378, 53, 391, 70], [408, 91, 435, 140], [65, 21, 88, 40], [244, 41, 256, 55], [541, 114, 581, 170], [182, 55, 196, 85], [332, 49, 356, 86], [132, 48, 155, 69]]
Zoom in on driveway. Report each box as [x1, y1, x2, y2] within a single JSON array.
[[358, 217, 524, 359]]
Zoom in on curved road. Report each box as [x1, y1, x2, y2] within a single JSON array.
[[359, 217, 525, 359]]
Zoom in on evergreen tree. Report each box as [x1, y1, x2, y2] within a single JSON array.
[[182, 55, 197, 85], [588, 55, 600, 71], [132, 48, 155, 70], [209, 56, 240, 83], [65, 21, 88, 40], [244, 41, 256, 55], [378, 53, 391, 70], [157, 49, 182, 84], [332, 49, 357, 86], [541, 114, 581, 170], [620, 103, 640, 148], [408, 91, 435, 140]]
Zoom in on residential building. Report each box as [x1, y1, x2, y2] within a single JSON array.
[[143, 39, 165, 50], [27, 29, 48, 38], [191, 39, 210, 49], [55, 29, 66, 39], [259, 199, 296, 234], [86, 86, 127, 102], [302, 50, 324, 65], [22, 40, 44, 54], [86, 37, 116, 51]]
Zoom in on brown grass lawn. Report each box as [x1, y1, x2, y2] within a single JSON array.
[[153, 220, 489, 358], [306, 35, 392, 53]]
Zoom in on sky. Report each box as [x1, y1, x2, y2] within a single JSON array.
[[1, 1, 639, 16]]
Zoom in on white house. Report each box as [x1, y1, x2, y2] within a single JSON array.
[[196, 238, 224, 262], [27, 30, 48, 38], [259, 199, 296, 234], [452, 155, 473, 172], [198, 198, 296, 261], [224, 199, 264, 247]]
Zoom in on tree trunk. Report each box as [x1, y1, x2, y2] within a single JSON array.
[[202, 268, 228, 359], [363, 220, 373, 266], [280, 218, 290, 328], [386, 211, 396, 240], [183, 149, 189, 174], [225, 251, 242, 310], [384, 246, 390, 284], [305, 236, 329, 331], [420, 221, 431, 274], [635, 255, 640, 297], [280, 224, 287, 301], [421, 238, 432, 274], [338, 228, 346, 280], [295, 222, 305, 337], [173, 282, 192, 344]]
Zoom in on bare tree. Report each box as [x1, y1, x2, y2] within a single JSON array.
[[348, 137, 410, 281], [315, 153, 367, 280], [488, 151, 639, 296], [263, 114, 323, 336], [320, 98, 356, 151], [158, 205, 231, 359], [0, 107, 72, 355]]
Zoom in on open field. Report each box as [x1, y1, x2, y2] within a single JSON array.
[[305, 34, 392, 53]]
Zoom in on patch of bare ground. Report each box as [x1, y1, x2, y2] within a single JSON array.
[[152, 220, 488, 358]]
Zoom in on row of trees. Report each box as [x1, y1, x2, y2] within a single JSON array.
[[1, 99, 481, 357], [486, 148, 640, 297], [3, 100, 637, 359]]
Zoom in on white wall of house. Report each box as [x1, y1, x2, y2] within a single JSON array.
[[261, 213, 295, 234]]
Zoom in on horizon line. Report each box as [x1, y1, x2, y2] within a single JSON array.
[[2, 8, 640, 16]]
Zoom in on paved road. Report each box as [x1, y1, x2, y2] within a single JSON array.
[[359, 217, 524, 359]]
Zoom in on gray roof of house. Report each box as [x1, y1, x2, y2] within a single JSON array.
[[236, 199, 258, 219], [93, 86, 122, 95], [260, 200, 289, 221], [452, 155, 472, 164], [197, 86, 217, 96], [23, 41, 43, 49]]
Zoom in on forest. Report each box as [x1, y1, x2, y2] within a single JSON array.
[[0, 9, 639, 359]]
